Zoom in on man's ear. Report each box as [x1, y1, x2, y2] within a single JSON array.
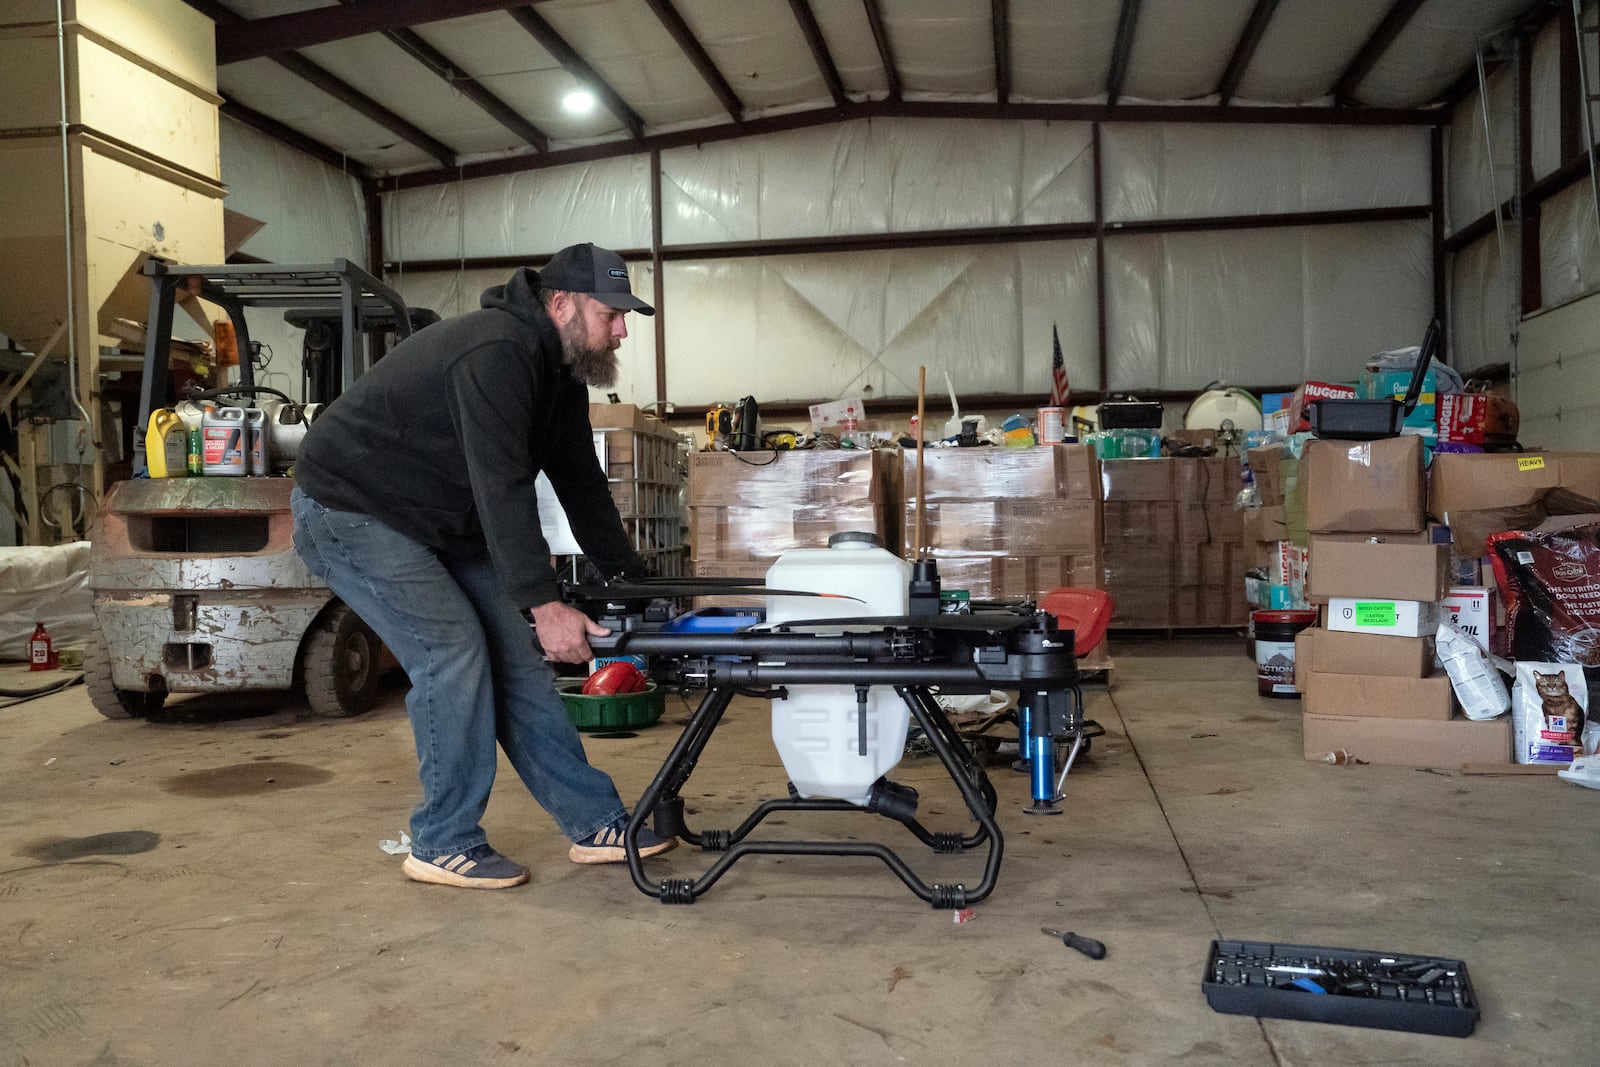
[[546, 289, 575, 325]]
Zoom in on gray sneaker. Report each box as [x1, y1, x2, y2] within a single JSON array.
[[568, 820, 678, 865], [402, 844, 530, 889]]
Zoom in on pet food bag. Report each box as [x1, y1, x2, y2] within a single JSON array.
[[1487, 521, 1600, 668], [1511, 662, 1589, 765]]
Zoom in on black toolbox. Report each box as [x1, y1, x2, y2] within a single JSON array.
[[1203, 939, 1479, 1038]]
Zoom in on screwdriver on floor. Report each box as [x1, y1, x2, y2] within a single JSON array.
[[1042, 927, 1106, 959]]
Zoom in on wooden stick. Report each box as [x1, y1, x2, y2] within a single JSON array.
[[914, 366, 927, 561]]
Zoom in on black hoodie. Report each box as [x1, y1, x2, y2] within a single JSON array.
[[294, 267, 644, 609]]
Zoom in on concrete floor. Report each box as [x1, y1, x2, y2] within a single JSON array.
[[1, 634, 1596, 1066]]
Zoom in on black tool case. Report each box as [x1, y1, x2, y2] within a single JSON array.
[[1203, 939, 1480, 1038], [1306, 319, 1440, 441]]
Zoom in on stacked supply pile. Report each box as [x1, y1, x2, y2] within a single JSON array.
[[688, 450, 899, 588], [1101, 457, 1247, 628], [1295, 435, 1512, 766], [1241, 442, 1307, 616], [1427, 451, 1600, 766], [900, 444, 1102, 600], [588, 405, 688, 578]]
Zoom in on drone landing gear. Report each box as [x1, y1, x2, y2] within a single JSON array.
[[624, 685, 1003, 910], [1014, 687, 1103, 815]]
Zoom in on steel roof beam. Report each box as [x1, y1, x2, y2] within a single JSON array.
[[273, 51, 456, 169], [788, 0, 849, 108], [1216, 0, 1279, 105], [507, 6, 646, 139], [216, 0, 541, 65], [1105, 0, 1142, 106], [220, 97, 373, 179], [1332, 0, 1427, 104], [643, 0, 744, 122], [993, 0, 1012, 106], [345, 1, 549, 153], [861, 0, 902, 101]]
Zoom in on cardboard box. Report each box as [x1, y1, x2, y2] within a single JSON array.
[[1246, 445, 1287, 505], [688, 450, 889, 508], [1302, 435, 1426, 533], [1288, 380, 1358, 434], [912, 499, 1100, 557], [1428, 451, 1600, 520], [1301, 670, 1453, 720], [1301, 713, 1512, 767], [909, 444, 1099, 503], [1306, 539, 1449, 603], [1100, 458, 1176, 501], [1294, 627, 1435, 680], [1242, 505, 1288, 544], [1441, 586, 1497, 653], [1326, 597, 1441, 638]]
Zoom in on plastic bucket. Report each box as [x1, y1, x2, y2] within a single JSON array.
[[1253, 609, 1318, 698]]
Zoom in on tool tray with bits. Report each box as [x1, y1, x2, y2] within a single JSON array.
[[1203, 939, 1479, 1038]]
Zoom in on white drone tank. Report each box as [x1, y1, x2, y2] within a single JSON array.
[[764, 532, 912, 805]]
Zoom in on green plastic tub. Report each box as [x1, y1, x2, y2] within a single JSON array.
[[557, 678, 665, 731]]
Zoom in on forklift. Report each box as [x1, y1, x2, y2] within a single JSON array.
[[84, 260, 434, 720]]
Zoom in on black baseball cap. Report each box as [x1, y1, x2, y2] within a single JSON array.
[[540, 242, 655, 315]]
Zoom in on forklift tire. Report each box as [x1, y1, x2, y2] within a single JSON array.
[[83, 628, 166, 720], [300, 603, 382, 718]]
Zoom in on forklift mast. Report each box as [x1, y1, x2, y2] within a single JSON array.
[[133, 259, 433, 475]]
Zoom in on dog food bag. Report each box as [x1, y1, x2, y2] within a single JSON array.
[[1511, 661, 1589, 765]]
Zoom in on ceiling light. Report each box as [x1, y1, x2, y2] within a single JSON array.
[[563, 88, 596, 114]]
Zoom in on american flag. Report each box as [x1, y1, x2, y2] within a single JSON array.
[[1048, 323, 1070, 408]]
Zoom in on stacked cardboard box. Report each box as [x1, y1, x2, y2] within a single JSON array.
[[1296, 435, 1511, 767], [1101, 457, 1247, 627], [687, 450, 899, 585], [1241, 443, 1307, 613], [900, 445, 1103, 600]]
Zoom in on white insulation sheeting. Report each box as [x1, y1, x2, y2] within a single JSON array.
[[217, 117, 369, 401], [659, 118, 1095, 243], [1540, 182, 1600, 309], [383, 117, 1437, 407], [387, 263, 661, 409], [1447, 66, 1516, 236], [1450, 231, 1518, 374], [661, 241, 1097, 408], [1106, 222, 1433, 392], [1101, 124, 1429, 220], [385, 155, 652, 262]]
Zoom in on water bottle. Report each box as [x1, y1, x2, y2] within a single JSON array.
[[1436, 621, 1509, 720]]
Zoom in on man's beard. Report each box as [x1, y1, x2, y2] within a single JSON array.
[[560, 313, 619, 388]]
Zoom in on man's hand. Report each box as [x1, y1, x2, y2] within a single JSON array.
[[528, 601, 611, 664]]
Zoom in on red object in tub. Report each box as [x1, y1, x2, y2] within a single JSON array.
[[581, 661, 649, 695], [1037, 588, 1113, 658]]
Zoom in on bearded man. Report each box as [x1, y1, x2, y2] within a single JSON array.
[[291, 243, 676, 889]]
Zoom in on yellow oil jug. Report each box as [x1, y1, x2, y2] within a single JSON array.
[[144, 408, 187, 477]]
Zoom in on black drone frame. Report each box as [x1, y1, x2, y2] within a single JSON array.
[[585, 611, 1083, 909]]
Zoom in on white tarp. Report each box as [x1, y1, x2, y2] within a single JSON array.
[[382, 116, 1437, 407], [0, 542, 93, 661]]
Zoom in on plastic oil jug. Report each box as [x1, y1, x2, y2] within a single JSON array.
[[144, 408, 187, 477], [201, 406, 248, 476], [764, 533, 912, 805], [245, 408, 268, 476]]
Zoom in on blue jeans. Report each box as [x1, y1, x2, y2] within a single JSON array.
[[290, 487, 625, 860]]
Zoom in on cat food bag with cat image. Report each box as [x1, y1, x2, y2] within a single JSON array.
[[1511, 662, 1589, 765]]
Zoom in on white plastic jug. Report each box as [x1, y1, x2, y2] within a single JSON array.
[[764, 533, 912, 805]]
